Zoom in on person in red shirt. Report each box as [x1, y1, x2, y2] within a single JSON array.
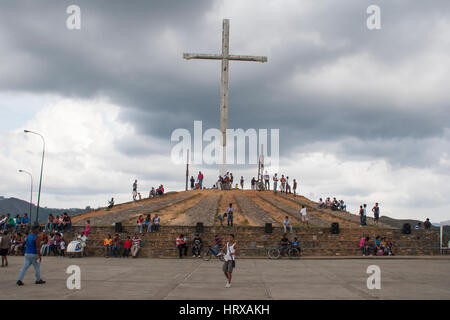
[[280, 175, 286, 193], [197, 171, 204, 189], [136, 215, 144, 233], [176, 234, 187, 259], [122, 236, 132, 258]]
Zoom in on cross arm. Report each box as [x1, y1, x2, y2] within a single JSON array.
[[183, 53, 223, 60], [183, 53, 268, 63], [228, 55, 268, 63]]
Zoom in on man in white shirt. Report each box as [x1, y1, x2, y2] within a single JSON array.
[[286, 176, 291, 194], [300, 205, 308, 226], [222, 234, 238, 288], [263, 171, 270, 190]]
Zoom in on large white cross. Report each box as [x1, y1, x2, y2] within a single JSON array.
[[183, 19, 267, 176]]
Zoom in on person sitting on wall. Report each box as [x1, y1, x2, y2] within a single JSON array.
[[191, 234, 202, 258], [318, 198, 325, 208], [339, 200, 346, 211], [151, 214, 160, 232], [210, 235, 222, 256], [176, 234, 188, 259], [291, 237, 301, 255], [156, 185, 165, 196], [280, 234, 290, 256], [325, 197, 331, 208]]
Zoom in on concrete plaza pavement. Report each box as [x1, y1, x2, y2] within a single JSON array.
[[0, 256, 449, 300]]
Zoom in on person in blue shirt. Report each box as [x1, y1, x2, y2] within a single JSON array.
[[17, 225, 46, 286], [291, 237, 301, 255], [21, 213, 30, 231]]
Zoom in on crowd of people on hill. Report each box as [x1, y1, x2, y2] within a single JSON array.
[[317, 197, 347, 211], [130, 180, 165, 202], [106, 179, 166, 210], [188, 171, 302, 195]]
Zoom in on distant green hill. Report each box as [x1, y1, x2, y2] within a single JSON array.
[[0, 196, 87, 223]]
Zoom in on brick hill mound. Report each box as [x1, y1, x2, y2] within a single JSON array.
[[67, 190, 440, 257], [72, 189, 393, 229]]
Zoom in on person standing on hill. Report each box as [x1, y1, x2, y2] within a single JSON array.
[[359, 205, 365, 226], [226, 203, 234, 227], [197, 171, 204, 190], [286, 176, 291, 194], [280, 175, 286, 193], [251, 177, 256, 190], [372, 203, 380, 226], [190, 176, 195, 190], [424, 218, 432, 230], [273, 173, 279, 194], [300, 205, 308, 226], [264, 171, 270, 190], [17, 225, 46, 286], [293, 179, 297, 197], [132, 179, 138, 200], [240, 176, 244, 190]]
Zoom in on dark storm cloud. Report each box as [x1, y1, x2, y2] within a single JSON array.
[[1, 0, 450, 168]]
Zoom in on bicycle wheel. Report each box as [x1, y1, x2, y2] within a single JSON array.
[[203, 249, 212, 261], [288, 248, 300, 260], [268, 248, 280, 260]]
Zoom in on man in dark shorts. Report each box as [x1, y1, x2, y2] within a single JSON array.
[[222, 234, 238, 288], [1, 230, 11, 267], [372, 203, 380, 226]]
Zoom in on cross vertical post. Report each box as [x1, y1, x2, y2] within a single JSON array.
[[220, 19, 230, 176], [183, 19, 267, 177]]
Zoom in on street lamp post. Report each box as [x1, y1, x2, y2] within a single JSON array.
[[18, 170, 33, 220], [24, 130, 45, 225]]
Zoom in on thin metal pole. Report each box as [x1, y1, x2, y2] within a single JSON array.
[[185, 149, 189, 191], [24, 130, 45, 225]]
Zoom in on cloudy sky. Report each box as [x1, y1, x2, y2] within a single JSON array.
[[0, 0, 449, 222]]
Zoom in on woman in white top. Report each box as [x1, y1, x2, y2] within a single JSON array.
[[222, 234, 238, 288]]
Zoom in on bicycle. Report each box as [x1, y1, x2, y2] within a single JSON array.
[[203, 246, 225, 261], [268, 246, 301, 260]]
